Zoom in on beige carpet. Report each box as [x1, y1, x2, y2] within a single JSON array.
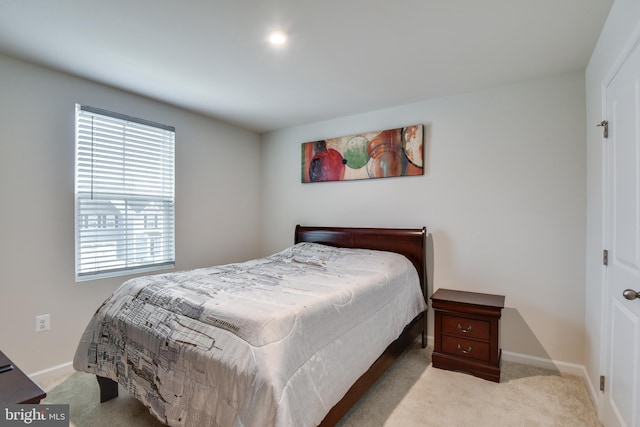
[[41, 341, 601, 426]]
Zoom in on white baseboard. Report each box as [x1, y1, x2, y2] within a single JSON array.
[[28, 340, 601, 409], [426, 334, 585, 376], [29, 361, 75, 390], [426, 335, 599, 403], [501, 350, 601, 416], [500, 350, 585, 377], [581, 370, 601, 412], [425, 334, 434, 348]]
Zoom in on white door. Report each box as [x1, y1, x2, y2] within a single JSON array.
[[603, 38, 640, 427]]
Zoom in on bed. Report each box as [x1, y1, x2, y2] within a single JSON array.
[[73, 225, 428, 427]]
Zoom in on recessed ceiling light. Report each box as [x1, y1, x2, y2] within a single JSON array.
[[268, 31, 287, 45]]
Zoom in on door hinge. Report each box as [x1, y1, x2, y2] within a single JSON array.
[[600, 375, 605, 392], [603, 249, 609, 266], [597, 120, 609, 138]]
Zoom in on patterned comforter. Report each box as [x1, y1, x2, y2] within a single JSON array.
[[73, 242, 426, 427]]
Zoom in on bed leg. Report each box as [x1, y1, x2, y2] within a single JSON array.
[[96, 376, 118, 402], [422, 312, 427, 348]]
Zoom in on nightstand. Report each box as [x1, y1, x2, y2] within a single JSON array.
[[0, 350, 46, 404], [430, 288, 505, 382]]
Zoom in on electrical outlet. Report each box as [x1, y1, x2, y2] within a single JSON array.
[[36, 314, 50, 332]]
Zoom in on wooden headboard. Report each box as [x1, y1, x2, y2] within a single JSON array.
[[294, 225, 427, 298]]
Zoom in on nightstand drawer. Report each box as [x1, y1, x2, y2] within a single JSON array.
[[441, 315, 490, 340], [441, 335, 491, 362]]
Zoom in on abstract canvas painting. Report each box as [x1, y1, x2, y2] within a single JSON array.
[[301, 124, 423, 183]]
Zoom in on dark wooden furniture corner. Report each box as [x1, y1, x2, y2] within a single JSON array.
[[0, 350, 46, 404], [431, 288, 505, 382]]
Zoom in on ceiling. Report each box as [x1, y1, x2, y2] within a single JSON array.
[[0, 0, 613, 133]]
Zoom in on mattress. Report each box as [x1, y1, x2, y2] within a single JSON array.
[[73, 242, 426, 427]]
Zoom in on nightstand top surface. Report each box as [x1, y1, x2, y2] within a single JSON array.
[[431, 288, 505, 308], [0, 350, 47, 404]]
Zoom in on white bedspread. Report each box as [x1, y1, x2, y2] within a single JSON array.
[[73, 242, 426, 427]]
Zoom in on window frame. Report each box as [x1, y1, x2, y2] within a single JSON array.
[[74, 104, 176, 281]]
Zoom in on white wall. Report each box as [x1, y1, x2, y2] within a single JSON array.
[[0, 53, 262, 373], [260, 73, 587, 365], [585, 0, 640, 414]]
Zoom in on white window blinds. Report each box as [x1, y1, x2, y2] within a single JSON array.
[[75, 105, 175, 281]]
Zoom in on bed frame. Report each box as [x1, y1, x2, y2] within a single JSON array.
[[96, 225, 428, 427], [294, 225, 428, 426]]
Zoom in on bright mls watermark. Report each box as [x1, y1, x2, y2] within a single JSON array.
[[0, 405, 69, 426]]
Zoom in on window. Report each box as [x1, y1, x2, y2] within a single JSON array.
[[75, 105, 175, 281]]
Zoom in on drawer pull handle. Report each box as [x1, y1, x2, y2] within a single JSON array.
[[457, 323, 472, 333], [457, 344, 473, 354]]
